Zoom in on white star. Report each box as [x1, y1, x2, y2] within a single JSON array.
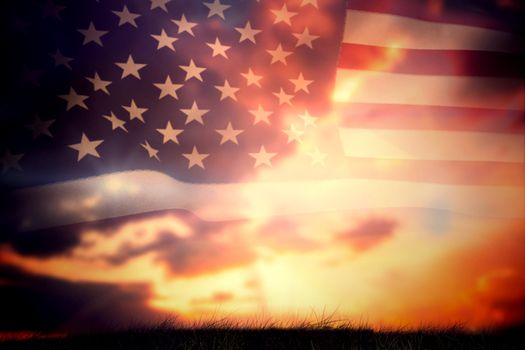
[[203, 0, 230, 19], [307, 147, 327, 167], [215, 80, 239, 101], [241, 68, 262, 87], [115, 55, 146, 79], [183, 146, 209, 169], [150, 0, 171, 12], [301, 0, 318, 8], [267, 44, 292, 65], [141, 141, 160, 161], [216, 122, 244, 144], [249, 105, 272, 125], [86, 72, 111, 95], [123, 100, 148, 123], [235, 21, 261, 43], [273, 88, 293, 106], [179, 59, 206, 81], [1, 150, 23, 173], [206, 37, 230, 58], [157, 121, 183, 144], [293, 28, 319, 48], [50, 50, 72, 70], [180, 101, 209, 125], [151, 29, 177, 51], [59, 88, 88, 110], [289, 73, 313, 93], [283, 124, 304, 144], [249, 146, 277, 168], [102, 111, 127, 132], [77, 22, 108, 46], [153, 76, 183, 99], [113, 5, 140, 27], [26, 116, 54, 138], [271, 4, 297, 25], [69, 133, 103, 161], [299, 110, 319, 128], [172, 14, 197, 36]]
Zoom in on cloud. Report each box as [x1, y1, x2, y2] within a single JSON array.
[[191, 291, 235, 305], [0, 264, 166, 332], [337, 217, 398, 252]]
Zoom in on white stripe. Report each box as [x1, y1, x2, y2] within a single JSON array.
[[344, 10, 523, 53], [339, 128, 524, 163], [11, 171, 523, 231], [333, 69, 524, 110]]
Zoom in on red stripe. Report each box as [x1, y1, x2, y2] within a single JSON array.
[[338, 43, 524, 78], [334, 103, 524, 133], [346, 0, 521, 32]]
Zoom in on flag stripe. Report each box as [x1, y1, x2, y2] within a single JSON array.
[[343, 10, 523, 53], [333, 69, 524, 110], [338, 43, 524, 77], [346, 0, 520, 32], [11, 171, 524, 232], [340, 158, 524, 187], [338, 128, 524, 163], [334, 103, 524, 133]]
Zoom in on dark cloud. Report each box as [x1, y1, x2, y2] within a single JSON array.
[[0, 264, 165, 332], [337, 217, 398, 252]]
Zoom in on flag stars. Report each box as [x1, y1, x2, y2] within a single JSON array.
[[116, 55, 146, 79], [289, 73, 313, 93], [267, 44, 292, 65], [50, 50, 72, 70], [307, 147, 327, 167], [59, 88, 88, 110], [42, 0, 65, 19], [207, 37, 230, 58], [78, 22, 108, 46], [69, 133, 103, 161], [123, 100, 148, 123], [150, 0, 171, 12], [183, 146, 208, 169], [154, 76, 183, 99], [249, 105, 272, 125], [157, 121, 183, 144], [181, 101, 209, 125], [293, 28, 319, 48], [216, 122, 244, 145], [86, 72, 111, 95], [151, 29, 177, 51], [102, 112, 127, 132], [235, 21, 261, 43], [26, 116, 54, 138], [299, 110, 319, 128], [141, 141, 160, 161], [203, 0, 230, 19], [215, 80, 239, 101], [271, 4, 297, 25], [242, 68, 263, 87], [301, 0, 319, 8], [179, 59, 206, 81], [113, 5, 141, 27], [172, 14, 197, 36], [1, 150, 23, 174], [283, 124, 304, 143], [273, 88, 293, 106], [250, 146, 277, 168]]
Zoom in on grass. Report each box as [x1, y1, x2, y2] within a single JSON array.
[[1, 317, 524, 350]]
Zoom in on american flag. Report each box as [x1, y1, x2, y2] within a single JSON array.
[[1, 0, 523, 233]]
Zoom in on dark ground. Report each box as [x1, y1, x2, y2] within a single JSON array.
[[1, 324, 524, 350]]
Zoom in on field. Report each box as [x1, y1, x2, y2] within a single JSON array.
[[1, 321, 524, 349]]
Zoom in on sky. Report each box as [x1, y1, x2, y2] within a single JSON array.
[[0, 0, 524, 336]]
